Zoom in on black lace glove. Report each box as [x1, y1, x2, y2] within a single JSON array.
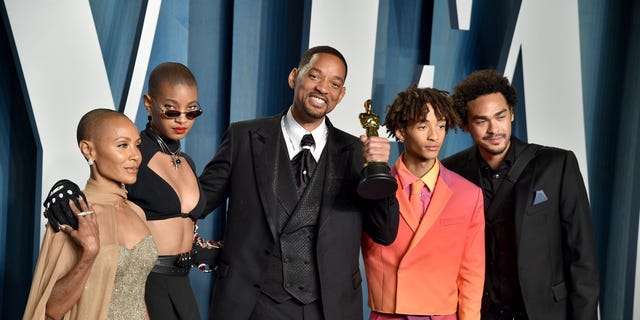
[[43, 179, 86, 232]]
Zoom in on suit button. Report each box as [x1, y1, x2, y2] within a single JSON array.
[[264, 249, 271, 255], [298, 285, 305, 290], [253, 284, 261, 288], [284, 258, 289, 263]]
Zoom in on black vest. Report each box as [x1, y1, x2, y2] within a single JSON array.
[[261, 142, 326, 304]]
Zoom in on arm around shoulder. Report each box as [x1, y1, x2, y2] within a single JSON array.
[[199, 126, 234, 215]]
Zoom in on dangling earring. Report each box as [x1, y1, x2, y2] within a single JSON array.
[[87, 157, 94, 166]]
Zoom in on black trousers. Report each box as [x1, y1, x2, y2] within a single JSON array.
[[249, 292, 324, 320], [482, 303, 528, 320], [145, 271, 201, 320]]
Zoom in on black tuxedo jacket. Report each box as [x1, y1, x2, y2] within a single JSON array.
[[442, 137, 599, 320], [199, 113, 399, 320]]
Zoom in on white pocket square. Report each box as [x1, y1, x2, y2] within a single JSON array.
[[533, 189, 548, 205]]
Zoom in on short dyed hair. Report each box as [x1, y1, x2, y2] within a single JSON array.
[[148, 62, 198, 97], [77, 108, 129, 143], [384, 84, 460, 141], [452, 69, 518, 127], [297, 45, 348, 80]]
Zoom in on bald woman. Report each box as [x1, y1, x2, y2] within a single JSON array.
[[24, 109, 157, 320]]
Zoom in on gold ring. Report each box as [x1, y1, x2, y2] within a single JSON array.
[[76, 211, 94, 217]]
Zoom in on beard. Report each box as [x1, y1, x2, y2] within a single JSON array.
[[486, 145, 508, 155], [481, 134, 509, 155]]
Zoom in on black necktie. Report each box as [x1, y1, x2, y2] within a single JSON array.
[[292, 134, 317, 194]]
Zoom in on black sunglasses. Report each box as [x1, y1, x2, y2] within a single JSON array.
[[149, 96, 203, 120]]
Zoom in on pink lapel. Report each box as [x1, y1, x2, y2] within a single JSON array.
[[406, 175, 452, 254]]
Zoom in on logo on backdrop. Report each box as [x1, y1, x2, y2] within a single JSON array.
[[4, 0, 588, 237]]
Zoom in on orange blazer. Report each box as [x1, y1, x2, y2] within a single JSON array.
[[362, 161, 485, 320]]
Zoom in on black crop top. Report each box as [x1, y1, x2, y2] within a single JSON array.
[[126, 128, 207, 221]]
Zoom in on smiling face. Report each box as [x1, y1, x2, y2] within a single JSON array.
[[396, 103, 446, 170], [144, 80, 199, 140], [83, 116, 141, 186], [464, 92, 515, 160], [288, 52, 346, 130]]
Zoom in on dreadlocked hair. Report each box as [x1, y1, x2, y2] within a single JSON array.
[[383, 84, 460, 141]]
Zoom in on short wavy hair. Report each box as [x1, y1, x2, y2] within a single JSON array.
[[452, 69, 517, 127], [298, 45, 348, 80], [384, 84, 460, 141]]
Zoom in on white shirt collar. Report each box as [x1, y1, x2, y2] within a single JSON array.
[[281, 107, 328, 161]]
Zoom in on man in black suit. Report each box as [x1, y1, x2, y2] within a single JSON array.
[[199, 46, 399, 320], [442, 69, 599, 320]]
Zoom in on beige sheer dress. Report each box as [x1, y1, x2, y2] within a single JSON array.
[[23, 179, 157, 320]]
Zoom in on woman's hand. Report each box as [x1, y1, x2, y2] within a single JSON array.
[[45, 197, 101, 319], [62, 197, 100, 260]]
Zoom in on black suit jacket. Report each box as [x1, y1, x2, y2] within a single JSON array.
[[442, 137, 599, 320], [199, 113, 399, 320]]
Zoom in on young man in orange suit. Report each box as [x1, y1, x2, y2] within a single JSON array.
[[362, 85, 485, 320]]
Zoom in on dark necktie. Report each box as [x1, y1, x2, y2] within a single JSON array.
[[292, 134, 317, 194]]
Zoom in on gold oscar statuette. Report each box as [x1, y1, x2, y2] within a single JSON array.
[[357, 99, 398, 199]]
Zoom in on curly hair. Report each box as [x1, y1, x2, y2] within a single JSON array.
[[452, 69, 517, 127], [383, 84, 460, 141]]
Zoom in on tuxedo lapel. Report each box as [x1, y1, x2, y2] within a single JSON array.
[[318, 122, 354, 229], [251, 116, 291, 239], [275, 140, 298, 219], [511, 140, 537, 249]]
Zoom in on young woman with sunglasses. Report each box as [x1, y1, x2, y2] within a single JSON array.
[[126, 62, 208, 320]]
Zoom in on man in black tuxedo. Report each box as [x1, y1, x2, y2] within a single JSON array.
[[442, 69, 599, 320], [199, 46, 399, 320]]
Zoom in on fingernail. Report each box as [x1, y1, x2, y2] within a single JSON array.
[[60, 225, 66, 231]]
